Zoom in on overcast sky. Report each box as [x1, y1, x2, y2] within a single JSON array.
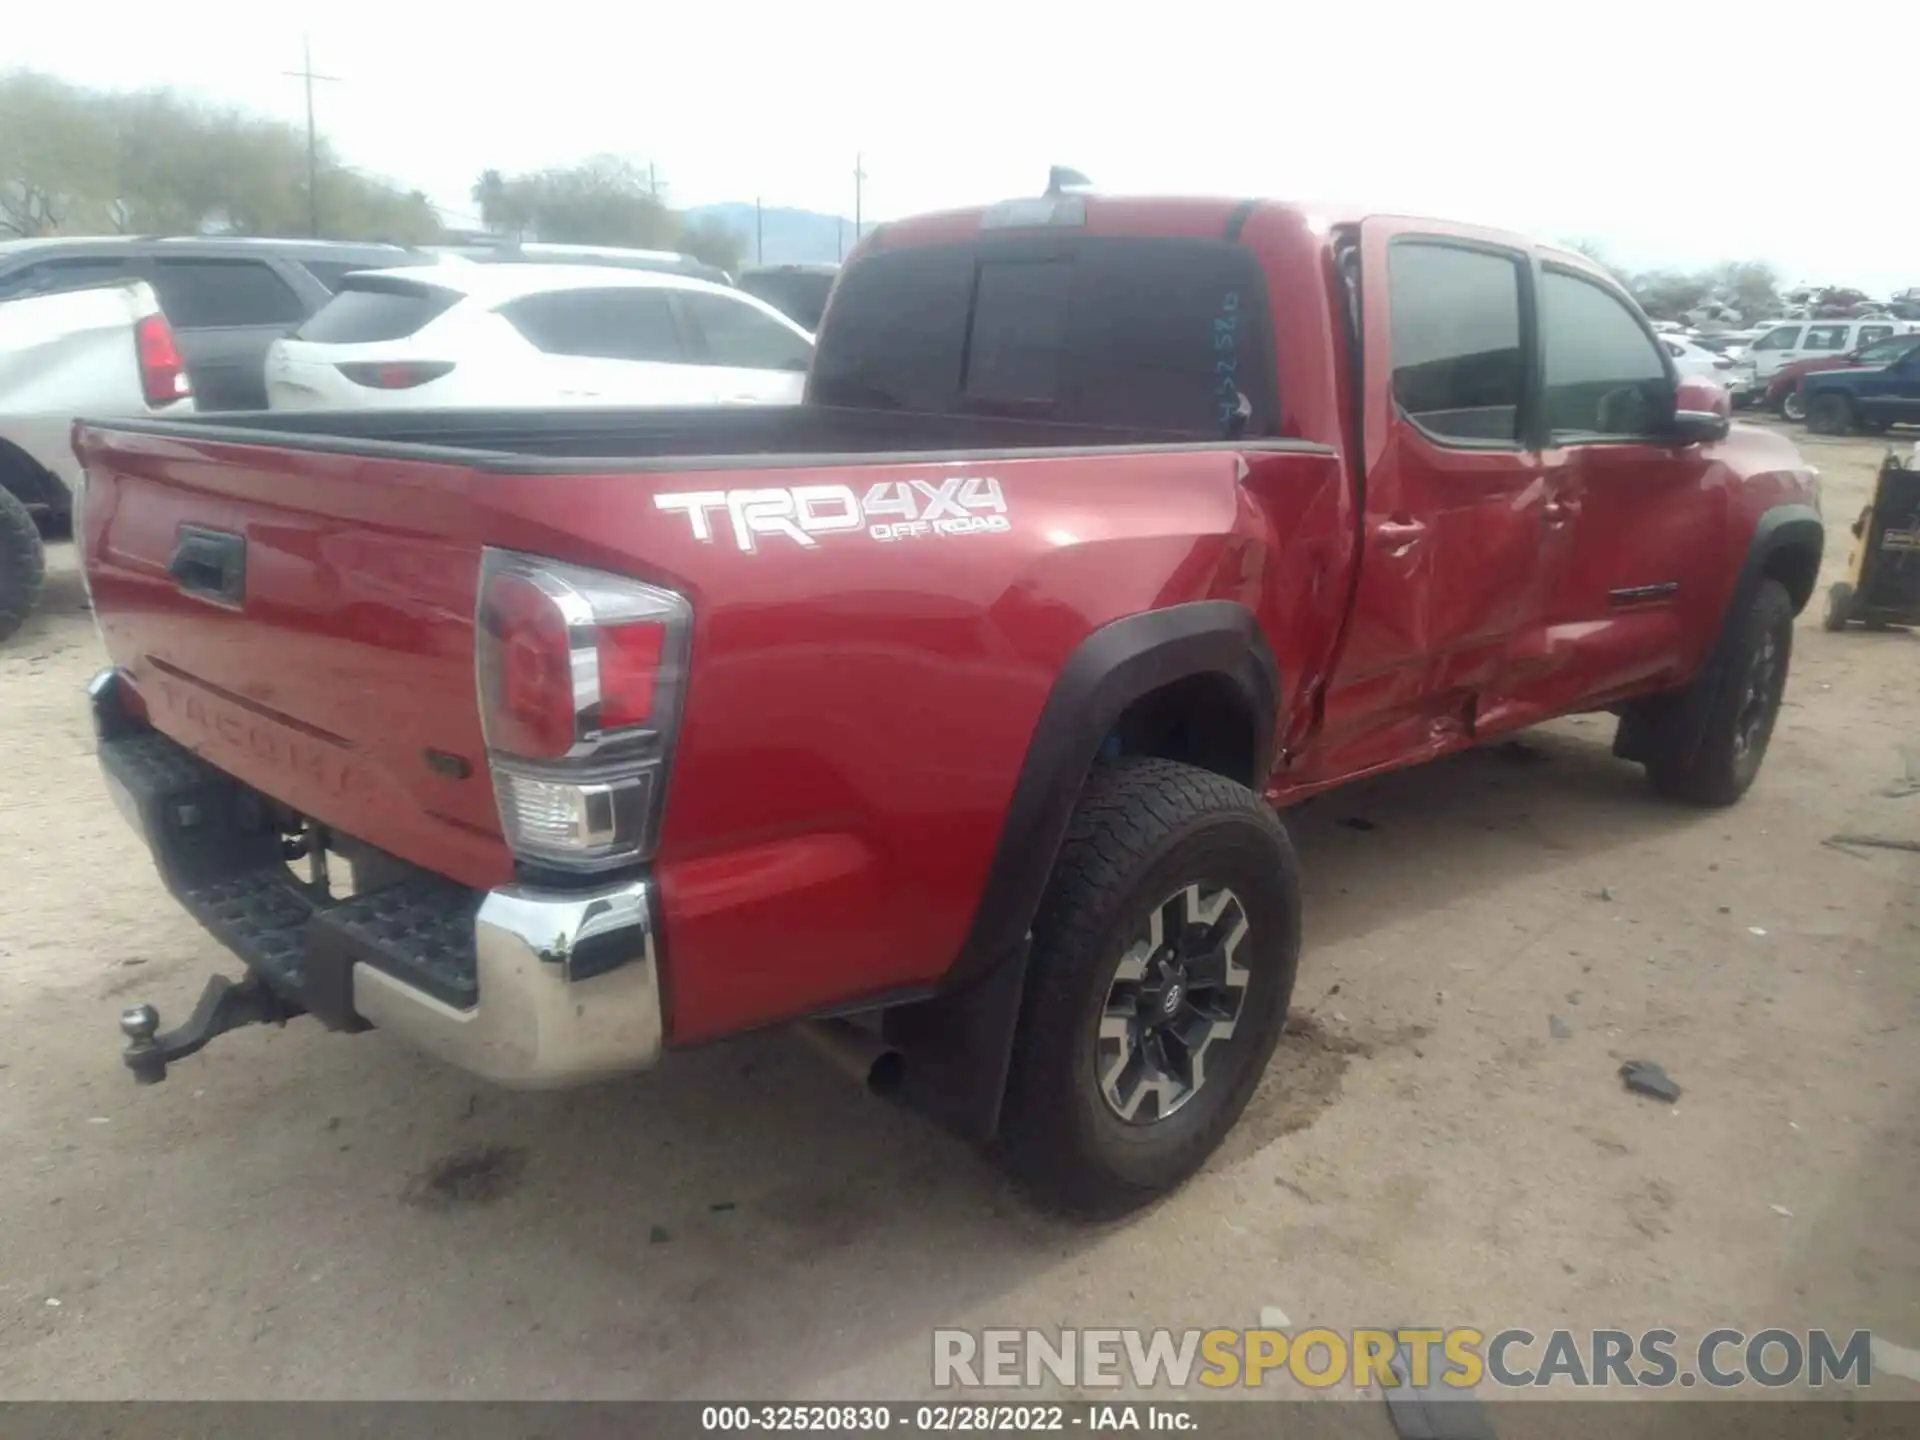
[[15, 0, 1920, 293]]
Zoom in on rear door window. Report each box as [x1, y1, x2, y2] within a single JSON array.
[[1802, 323, 1850, 352], [294, 278, 463, 343], [150, 259, 306, 329], [500, 287, 686, 362], [676, 292, 812, 371], [808, 237, 1278, 435], [1387, 241, 1527, 444]]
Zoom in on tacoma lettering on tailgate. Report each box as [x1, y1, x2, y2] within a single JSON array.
[[155, 677, 358, 799]]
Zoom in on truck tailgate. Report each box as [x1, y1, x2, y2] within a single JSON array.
[[76, 426, 512, 889]]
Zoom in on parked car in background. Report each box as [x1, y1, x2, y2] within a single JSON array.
[[0, 279, 193, 641], [0, 237, 431, 411], [1800, 346, 1920, 435], [428, 240, 733, 288], [265, 262, 813, 411], [737, 263, 839, 332], [1766, 334, 1920, 420], [1662, 335, 1735, 385], [1690, 330, 1760, 358], [1728, 317, 1919, 405]]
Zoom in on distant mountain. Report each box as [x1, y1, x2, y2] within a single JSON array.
[[685, 202, 862, 268]]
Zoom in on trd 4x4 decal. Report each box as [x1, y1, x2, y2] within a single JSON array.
[[655, 477, 1009, 553]]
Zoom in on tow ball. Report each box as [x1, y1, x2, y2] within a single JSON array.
[[119, 975, 304, 1085]]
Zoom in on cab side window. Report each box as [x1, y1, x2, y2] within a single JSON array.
[[1750, 326, 1802, 352], [1540, 268, 1671, 441], [1387, 241, 1526, 444]]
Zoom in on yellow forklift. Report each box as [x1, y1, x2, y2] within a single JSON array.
[[1824, 448, 1920, 631]]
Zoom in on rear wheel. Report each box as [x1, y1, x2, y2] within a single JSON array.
[[0, 485, 47, 645], [1644, 579, 1795, 807], [1781, 390, 1807, 422], [997, 758, 1301, 1217], [1806, 393, 1854, 436]]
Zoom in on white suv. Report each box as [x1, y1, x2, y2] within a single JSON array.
[[265, 262, 812, 411]]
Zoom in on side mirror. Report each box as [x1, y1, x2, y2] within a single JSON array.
[[1669, 377, 1731, 444]]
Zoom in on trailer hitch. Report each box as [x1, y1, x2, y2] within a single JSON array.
[[119, 975, 304, 1085]]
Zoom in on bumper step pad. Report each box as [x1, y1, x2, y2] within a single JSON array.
[[101, 731, 480, 1025]]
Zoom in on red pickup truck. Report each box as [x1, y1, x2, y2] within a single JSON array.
[[74, 194, 1822, 1216]]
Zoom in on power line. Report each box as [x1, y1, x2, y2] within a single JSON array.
[[282, 35, 341, 237]]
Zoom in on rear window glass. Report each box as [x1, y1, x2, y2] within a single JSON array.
[[302, 258, 422, 293], [809, 237, 1278, 436], [151, 258, 305, 329], [967, 260, 1070, 403], [294, 280, 461, 343], [0, 256, 144, 301]]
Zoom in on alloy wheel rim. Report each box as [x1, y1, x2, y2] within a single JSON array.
[[1095, 884, 1251, 1124], [1733, 630, 1780, 761]]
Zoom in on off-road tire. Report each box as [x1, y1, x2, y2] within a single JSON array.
[[996, 757, 1301, 1218], [1645, 579, 1795, 807], [1806, 392, 1854, 436], [0, 484, 46, 645], [1780, 389, 1806, 423], [1823, 582, 1854, 633]]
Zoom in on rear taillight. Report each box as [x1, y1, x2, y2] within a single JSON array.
[[475, 549, 690, 872], [134, 314, 190, 408], [335, 361, 455, 390]]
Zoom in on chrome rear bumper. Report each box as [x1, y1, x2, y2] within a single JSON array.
[[353, 880, 663, 1089]]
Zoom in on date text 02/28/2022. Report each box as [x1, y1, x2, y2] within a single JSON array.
[[699, 1404, 1195, 1432]]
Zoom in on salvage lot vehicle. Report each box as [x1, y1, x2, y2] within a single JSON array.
[[1800, 346, 1920, 436], [74, 193, 1823, 1216], [1767, 335, 1920, 421], [0, 236, 432, 410], [265, 263, 814, 411], [1729, 317, 1917, 407], [1660, 333, 1736, 386], [0, 280, 193, 642]]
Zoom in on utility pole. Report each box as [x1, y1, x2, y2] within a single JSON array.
[[755, 197, 763, 264], [853, 152, 865, 242], [283, 36, 340, 238], [649, 163, 659, 201]]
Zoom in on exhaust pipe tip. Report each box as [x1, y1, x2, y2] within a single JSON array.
[[794, 1018, 904, 1097]]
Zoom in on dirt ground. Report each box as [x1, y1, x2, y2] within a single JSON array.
[[0, 421, 1915, 1404]]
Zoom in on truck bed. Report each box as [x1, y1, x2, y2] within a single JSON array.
[[85, 403, 1249, 469]]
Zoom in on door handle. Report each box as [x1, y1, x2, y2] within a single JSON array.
[[1544, 497, 1581, 525], [1373, 517, 1428, 548], [169, 526, 247, 607]]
